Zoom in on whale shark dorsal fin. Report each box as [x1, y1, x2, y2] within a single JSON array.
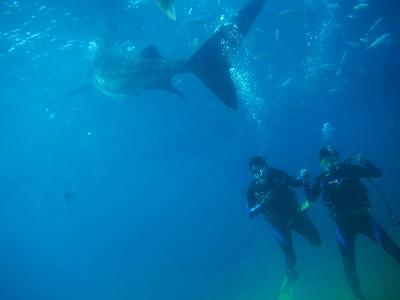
[[140, 45, 164, 59]]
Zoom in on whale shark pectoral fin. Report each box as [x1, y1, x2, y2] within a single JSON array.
[[46, 84, 93, 108], [156, 0, 176, 21], [162, 83, 188, 101], [140, 45, 164, 60]]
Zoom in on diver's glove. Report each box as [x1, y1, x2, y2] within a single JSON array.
[[254, 192, 269, 207], [248, 192, 269, 217]]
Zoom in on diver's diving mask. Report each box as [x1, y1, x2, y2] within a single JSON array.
[[320, 156, 339, 172], [252, 166, 268, 181]]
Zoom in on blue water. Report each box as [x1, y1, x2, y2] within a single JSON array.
[[1, 0, 399, 299]]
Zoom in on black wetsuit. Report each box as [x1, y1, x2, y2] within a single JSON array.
[[305, 161, 400, 299], [247, 168, 321, 277]]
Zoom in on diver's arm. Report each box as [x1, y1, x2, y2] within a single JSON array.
[[247, 189, 266, 218], [285, 174, 304, 187], [364, 161, 382, 177], [345, 159, 382, 178], [303, 176, 322, 203], [297, 177, 321, 212], [273, 169, 303, 187], [247, 201, 265, 218]]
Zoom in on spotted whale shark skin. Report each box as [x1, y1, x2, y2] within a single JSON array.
[[89, 44, 187, 100], [58, 0, 267, 110]]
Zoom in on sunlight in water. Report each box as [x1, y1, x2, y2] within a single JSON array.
[[86, 40, 98, 59], [213, 19, 271, 150], [231, 62, 269, 152], [303, 0, 339, 85], [126, 0, 150, 9]]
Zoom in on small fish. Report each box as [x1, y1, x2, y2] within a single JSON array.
[[366, 17, 382, 37], [367, 33, 390, 50], [353, 3, 369, 11], [280, 78, 292, 88], [359, 18, 382, 46], [319, 64, 337, 71], [156, 0, 176, 20], [275, 29, 280, 43], [328, 88, 344, 94], [348, 14, 357, 20], [266, 65, 273, 80], [128, 0, 149, 9], [340, 50, 348, 64], [348, 41, 360, 48], [29, 32, 41, 39], [64, 191, 76, 203], [276, 9, 295, 16], [252, 53, 269, 60], [327, 3, 339, 10]]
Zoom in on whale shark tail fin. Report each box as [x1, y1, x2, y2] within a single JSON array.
[[188, 0, 266, 109]]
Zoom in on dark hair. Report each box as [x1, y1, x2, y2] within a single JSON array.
[[248, 156, 268, 169], [320, 146, 340, 161]]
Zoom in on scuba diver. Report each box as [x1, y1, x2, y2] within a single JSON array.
[[247, 156, 321, 299], [304, 146, 400, 300]]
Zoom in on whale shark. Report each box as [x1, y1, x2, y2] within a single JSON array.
[[60, 0, 267, 109]]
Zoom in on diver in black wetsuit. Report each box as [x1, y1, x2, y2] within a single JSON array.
[[304, 146, 400, 300], [247, 156, 321, 283]]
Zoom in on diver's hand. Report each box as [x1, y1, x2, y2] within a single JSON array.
[[350, 154, 369, 166], [298, 168, 311, 183], [254, 192, 267, 205], [248, 192, 268, 217]]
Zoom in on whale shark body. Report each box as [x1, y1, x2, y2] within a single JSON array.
[[65, 0, 267, 109]]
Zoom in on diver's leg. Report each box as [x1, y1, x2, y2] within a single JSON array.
[[363, 215, 400, 265], [336, 222, 365, 299], [292, 213, 322, 247], [273, 225, 297, 279]]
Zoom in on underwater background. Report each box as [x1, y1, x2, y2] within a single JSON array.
[[0, 0, 399, 299]]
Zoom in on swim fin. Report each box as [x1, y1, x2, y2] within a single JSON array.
[[276, 275, 294, 300]]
